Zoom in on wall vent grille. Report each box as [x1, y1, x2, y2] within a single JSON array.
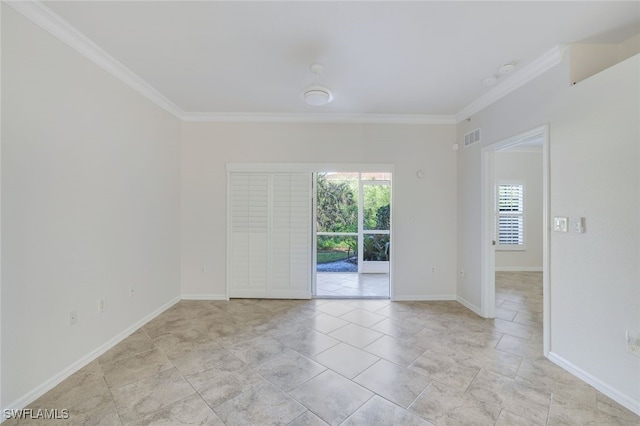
[[464, 128, 481, 147]]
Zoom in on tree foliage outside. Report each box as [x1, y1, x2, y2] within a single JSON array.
[[316, 173, 391, 264], [316, 173, 358, 233]]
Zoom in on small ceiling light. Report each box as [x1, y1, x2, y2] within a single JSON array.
[[482, 76, 498, 86], [498, 63, 516, 74], [302, 63, 334, 106], [303, 86, 334, 106]]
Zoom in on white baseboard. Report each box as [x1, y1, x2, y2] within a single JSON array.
[[456, 295, 484, 317], [548, 351, 640, 416], [181, 294, 229, 301], [495, 266, 543, 272], [392, 294, 456, 302], [3, 296, 181, 414]]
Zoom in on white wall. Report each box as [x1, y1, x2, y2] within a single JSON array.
[[181, 122, 457, 300], [1, 6, 181, 408], [494, 150, 543, 271], [457, 54, 640, 411]]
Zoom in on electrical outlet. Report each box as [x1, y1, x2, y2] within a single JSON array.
[[69, 310, 78, 326], [130, 287, 135, 297], [460, 268, 466, 277], [626, 330, 640, 357], [99, 299, 106, 313]]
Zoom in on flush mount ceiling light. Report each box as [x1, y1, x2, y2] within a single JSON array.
[[303, 86, 334, 106], [498, 63, 516, 74], [302, 63, 334, 106]]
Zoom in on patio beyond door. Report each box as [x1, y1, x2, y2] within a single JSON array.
[[315, 172, 391, 298]]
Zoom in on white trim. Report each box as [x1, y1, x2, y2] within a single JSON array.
[[456, 295, 484, 317], [393, 294, 456, 302], [226, 163, 396, 173], [548, 352, 640, 416], [181, 294, 229, 301], [6, 1, 184, 119], [495, 266, 543, 272], [499, 146, 543, 154], [455, 45, 568, 123], [183, 112, 455, 125], [2, 296, 181, 413]]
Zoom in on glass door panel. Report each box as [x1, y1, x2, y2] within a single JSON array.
[[360, 181, 390, 273]]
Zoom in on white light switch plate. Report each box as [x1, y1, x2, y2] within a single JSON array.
[[554, 217, 568, 232]]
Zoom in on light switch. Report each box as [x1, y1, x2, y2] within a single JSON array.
[[554, 217, 568, 232], [573, 217, 585, 233]]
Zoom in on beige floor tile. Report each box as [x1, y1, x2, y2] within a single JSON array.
[[466, 369, 550, 425], [496, 334, 543, 359], [409, 381, 501, 426], [98, 330, 155, 365], [354, 359, 431, 408], [288, 411, 329, 426], [299, 313, 349, 334], [339, 309, 386, 327], [214, 382, 306, 425], [126, 394, 223, 426], [329, 323, 383, 348], [342, 395, 434, 425], [364, 334, 427, 368], [289, 370, 373, 425], [111, 367, 195, 424], [314, 342, 379, 379], [102, 349, 173, 389], [255, 348, 326, 391], [276, 327, 341, 357], [315, 301, 356, 317], [370, 317, 426, 339], [185, 362, 265, 408], [15, 272, 639, 426], [227, 336, 290, 367]]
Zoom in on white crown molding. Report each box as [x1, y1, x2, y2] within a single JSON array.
[[454, 44, 568, 124], [183, 112, 456, 124], [6, 1, 185, 119], [8, 1, 563, 126]]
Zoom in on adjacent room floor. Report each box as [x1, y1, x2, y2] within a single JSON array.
[[316, 272, 390, 298], [12, 272, 639, 425]]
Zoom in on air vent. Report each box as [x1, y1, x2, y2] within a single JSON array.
[[464, 128, 481, 147]]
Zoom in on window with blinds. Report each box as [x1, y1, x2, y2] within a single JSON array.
[[228, 171, 312, 299], [496, 182, 525, 249]]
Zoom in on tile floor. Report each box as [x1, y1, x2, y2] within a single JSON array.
[[10, 272, 639, 425], [316, 273, 390, 298]]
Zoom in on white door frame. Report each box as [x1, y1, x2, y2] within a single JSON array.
[[480, 125, 551, 356]]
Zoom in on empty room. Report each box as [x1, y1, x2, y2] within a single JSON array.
[[2, 1, 639, 425]]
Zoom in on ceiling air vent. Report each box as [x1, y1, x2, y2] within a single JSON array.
[[464, 128, 481, 147]]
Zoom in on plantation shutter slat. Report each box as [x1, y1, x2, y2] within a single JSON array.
[[496, 183, 525, 247], [229, 171, 311, 299]]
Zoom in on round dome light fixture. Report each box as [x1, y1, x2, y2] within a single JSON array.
[[498, 63, 516, 74], [302, 86, 334, 106]]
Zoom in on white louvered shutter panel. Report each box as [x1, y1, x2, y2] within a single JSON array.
[[229, 172, 269, 297], [496, 183, 525, 247], [271, 173, 312, 298], [229, 171, 311, 299]]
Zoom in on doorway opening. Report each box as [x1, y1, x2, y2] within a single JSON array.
[[314, 172, 391, 298], [481, 125, 550, 356]]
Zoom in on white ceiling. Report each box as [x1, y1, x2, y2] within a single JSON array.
[[25, 1, 640, 120]]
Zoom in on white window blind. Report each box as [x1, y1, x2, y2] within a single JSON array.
[[496, 182, 525, 249], [229, 172, 311, 299]]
